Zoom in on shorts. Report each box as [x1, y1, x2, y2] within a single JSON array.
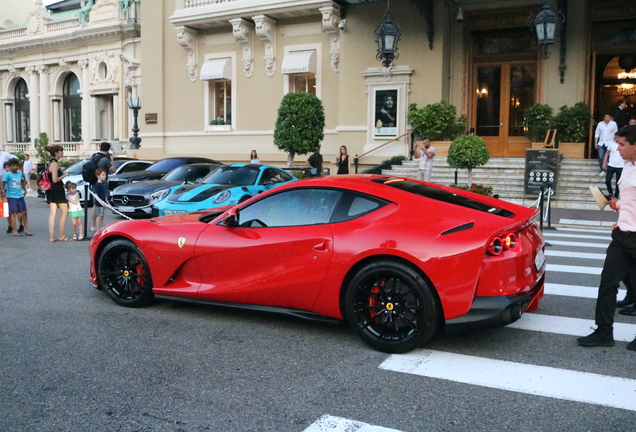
[[7, 197, 26, 214], [69, 210, 85, 218], [94, 206, 105, 217]]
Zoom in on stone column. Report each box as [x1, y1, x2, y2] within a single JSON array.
[[26, 66, 40, 145], [53, 100, 61, 142], [37, 65, 51, 139], [5, 103, 14, 143], [78, 59, 91, 152], [112, 93, 118, 141]]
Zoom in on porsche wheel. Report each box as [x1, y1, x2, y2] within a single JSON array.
[[344, 261, 439, 353], [97, 239, 154, 307]]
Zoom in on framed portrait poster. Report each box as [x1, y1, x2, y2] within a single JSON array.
[[374, 89, 398, 137]]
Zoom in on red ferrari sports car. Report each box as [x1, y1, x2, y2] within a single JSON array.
[[89, 175, 545, 353]]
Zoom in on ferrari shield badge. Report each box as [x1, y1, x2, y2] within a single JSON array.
[[178, 237, 186, 248]]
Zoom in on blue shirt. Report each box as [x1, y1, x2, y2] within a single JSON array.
[[93, 181, 108, 207], [2, 170, 24, 199]]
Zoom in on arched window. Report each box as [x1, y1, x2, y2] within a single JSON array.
[[63, 74, 81, 142], [14, 79, 30, 142]]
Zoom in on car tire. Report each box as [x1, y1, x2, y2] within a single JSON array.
[[97, 239, 154, 308], [344, 261, 439, 353]]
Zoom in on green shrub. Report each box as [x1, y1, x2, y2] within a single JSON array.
[[408, 101, 467, 141], [554, 102, 591, 143], [524, 104, 554, 142], [450, 183, 493, 197], [362, 155, 406, 174], [447, 135, 490, 185], [274, 92, 325, 167]]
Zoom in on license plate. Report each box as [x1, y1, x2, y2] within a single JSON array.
[[534, 249, 546, 271], [118, 206, 135, 213], [165, 209, 187, 215]]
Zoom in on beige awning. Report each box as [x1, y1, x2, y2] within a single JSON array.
[[200, 58, 231, 80], [281, 51, 316, 74]]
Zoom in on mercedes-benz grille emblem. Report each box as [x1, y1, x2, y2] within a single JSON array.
[[121, 196, 129, 205]]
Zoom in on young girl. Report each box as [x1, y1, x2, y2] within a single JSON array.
[[250, 150, 260, 164], [65, 182, 85, 240], [336, 145, 350, 175]]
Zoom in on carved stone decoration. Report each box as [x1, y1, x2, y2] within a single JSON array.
[[319, 6, 341, 73], [58, 58, 71, 73], [27, 14, 42, 35], [35, 65, 49, 76], [175, 26, 199, 82], [91, 50, 118, 85], [253, 15, 277, 77], [7, 64, 19, 80], [25, 66, 37, 76], [120, 53, 139, 88], [78, 58, 90, 70], [230, 18, 255, 78]]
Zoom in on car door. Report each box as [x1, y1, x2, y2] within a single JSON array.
[[193, 188, 341, 310]]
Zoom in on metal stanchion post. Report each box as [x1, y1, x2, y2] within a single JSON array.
[[83, 184, 90, 240], [539, 186, 544, 231], [545, 186, 556, 230], [354, 156, 359, 174]]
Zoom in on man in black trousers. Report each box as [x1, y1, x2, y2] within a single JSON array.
[[578, 124, 636, 351], [611, 100, 628, 129]]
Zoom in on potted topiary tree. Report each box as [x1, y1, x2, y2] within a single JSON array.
[[274, 92, 325, 167], [408, 101, 467, 156], [447, 135, 490, 186], [524, 103, 554, 148], [553, 102, 590, 159]]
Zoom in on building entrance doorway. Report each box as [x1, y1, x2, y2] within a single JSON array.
[[472, 62, 536, 157]]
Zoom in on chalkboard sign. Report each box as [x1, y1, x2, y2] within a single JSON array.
[[524, 149, 559, 195]]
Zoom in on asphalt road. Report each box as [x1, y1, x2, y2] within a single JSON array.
[[1, 196, 635, 432]]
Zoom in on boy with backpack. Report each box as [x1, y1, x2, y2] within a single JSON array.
[[82, 142, 115, 231]]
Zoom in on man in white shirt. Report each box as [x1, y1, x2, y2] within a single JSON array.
[[594, 113, 618, 176], [603, 137, 625, 198], [578, 124, 636, 351], [22, 154, 33, 192]]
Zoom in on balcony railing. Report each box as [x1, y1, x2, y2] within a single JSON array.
[[184, 0, 237, 7], [4, 142, 83, 157]]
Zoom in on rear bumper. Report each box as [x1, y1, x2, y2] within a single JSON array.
[[445, 274, 544, 335]]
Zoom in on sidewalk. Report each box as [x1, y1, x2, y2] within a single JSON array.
[[545, 207, 617, 228]]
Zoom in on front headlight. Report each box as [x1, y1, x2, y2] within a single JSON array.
[[213, 190, 231, 204], [150, 188, 170, 202]]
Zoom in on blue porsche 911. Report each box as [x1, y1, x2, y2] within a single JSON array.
[[152, 163, 297, 217]]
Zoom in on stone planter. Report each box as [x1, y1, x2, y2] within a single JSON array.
[[559, 143, 585, 159]]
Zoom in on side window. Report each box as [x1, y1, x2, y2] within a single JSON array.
[[238, 189, 341, 227], [331, 192, 388, 223], [258, 169, 276, 185]]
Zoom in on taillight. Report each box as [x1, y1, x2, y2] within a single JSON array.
[[504, 233, 518, 251], [488, 232, 519, 256]]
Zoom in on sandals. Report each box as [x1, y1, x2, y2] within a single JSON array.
[[73, 235, 78, 240], [77, 235, 84, 241], [57, 237, 72, 242]]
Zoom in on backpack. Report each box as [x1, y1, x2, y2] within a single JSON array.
[[38, 170, 51, 191], [82, 153, 108, 185]]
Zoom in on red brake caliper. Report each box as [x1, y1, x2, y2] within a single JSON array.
[[368, 279, 384, 320]]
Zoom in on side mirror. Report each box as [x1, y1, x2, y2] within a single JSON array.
[[223, 207, 240, 227]]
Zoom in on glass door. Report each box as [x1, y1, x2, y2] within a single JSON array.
[[473, 62, 536, 157]]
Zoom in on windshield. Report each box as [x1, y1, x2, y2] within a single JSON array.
[[147, 159, 187, 171], [163, 165, 214, 181], [64, 160, 88, 175], [203, 165, 259, 186]]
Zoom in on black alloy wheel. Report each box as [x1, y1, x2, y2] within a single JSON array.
[[97, 239, 154, 307], [344, 261, 439, 353]]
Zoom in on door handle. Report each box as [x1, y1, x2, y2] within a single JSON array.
[[313, 241, 327, 251]]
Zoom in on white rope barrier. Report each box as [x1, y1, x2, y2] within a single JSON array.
[[87, 189, 133, 220]]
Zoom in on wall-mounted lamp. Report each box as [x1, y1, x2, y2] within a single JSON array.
[[456, 7, 464, 23], [476, 87, 488, 98], [533, 2, 558, 59], [374, 1, 402, 68]]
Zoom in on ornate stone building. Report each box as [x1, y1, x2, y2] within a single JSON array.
[[0, 0, 141, 156], [130, 0, 635, 166]]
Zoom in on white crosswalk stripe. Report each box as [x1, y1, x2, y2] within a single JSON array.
[[379, 350, 636, 412], [508, 313, 636, 342], [544, 250, 605, 260], [543, 232, 612, 240], [543, 240, 608, 248], [546, 264, 601, 274], [303, 415, 404, 432], [545, 282, 626, 299]]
